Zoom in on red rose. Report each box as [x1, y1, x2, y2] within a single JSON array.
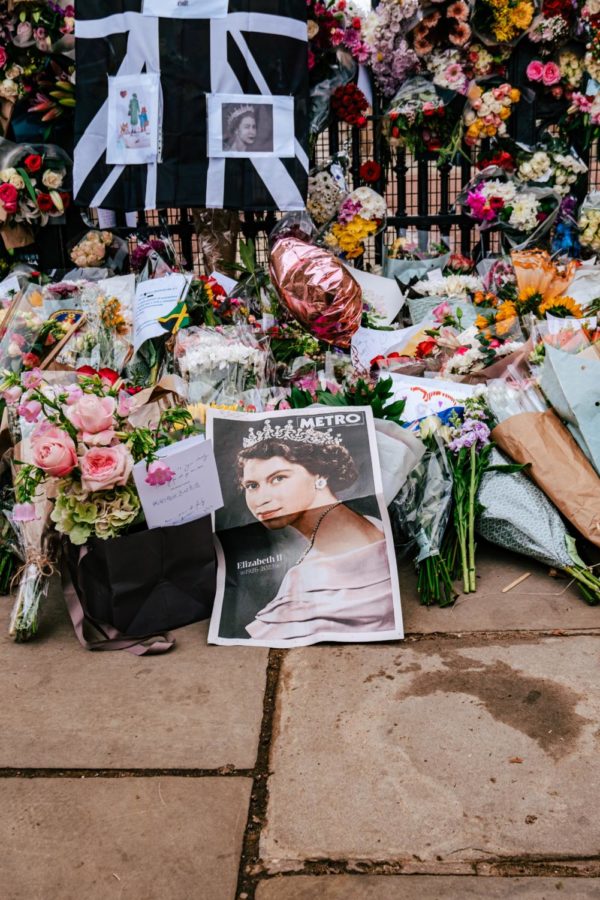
[[488, 196, 505, 211], [22, 352, 41, 369], [37, 193, 54, 213], [60, 192, 70, 210], [0, 182, 19, 214], [77, 365, 97, 378], [98, 367, 120, 386], [415, 339, 437, 359], [24, 154, 43, 173], [359, 160, 382, 183]]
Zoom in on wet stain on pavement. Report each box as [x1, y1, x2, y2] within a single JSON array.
[[396, 650, 588, 759]]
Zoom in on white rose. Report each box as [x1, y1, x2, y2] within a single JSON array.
[[307, 19, 319, 39], [0, 80, 19, 101], [8, 173, 24, 190], [42, 170, 64, 190]]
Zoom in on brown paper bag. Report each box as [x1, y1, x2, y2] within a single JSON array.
[[127, 375, 188, 429], [0, 222, 35, 250], [0, 99, 14, 137], [492, 410, 600, 548]]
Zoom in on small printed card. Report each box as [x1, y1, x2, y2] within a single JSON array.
[[207, 93, 295, 159], [134, 273, 191, 351], [143, 0, 229, 17], [133, 436, 224, 530], [107, 73, 161, 166]]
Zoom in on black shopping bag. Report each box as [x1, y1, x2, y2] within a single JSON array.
[[63, 517, 216, 653]]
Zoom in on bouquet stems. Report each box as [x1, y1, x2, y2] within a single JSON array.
[[417, 554, 457, 607], [564, 566, 600, 606], [9, 561, 51, 641]]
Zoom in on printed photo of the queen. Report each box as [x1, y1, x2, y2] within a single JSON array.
[[207, 408, 403, 648]]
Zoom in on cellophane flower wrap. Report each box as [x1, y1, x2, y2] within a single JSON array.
[[390, 423, 456, 607], [322, 186, 387, 260], [0, 137, 71, 248], [459, 166, 560, 249], [382, 76, 465, 155], [0, 367, 196, 639], [174, 324, 270, 406]]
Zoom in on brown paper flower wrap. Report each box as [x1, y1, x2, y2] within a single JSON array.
[[269, 236, 362, 349], [492, 409, 600, 549]]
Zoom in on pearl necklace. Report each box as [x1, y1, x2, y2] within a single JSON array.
[[294, 502, 342, 567]]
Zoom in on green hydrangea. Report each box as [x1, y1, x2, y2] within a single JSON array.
[[51, 481, 141, 545]]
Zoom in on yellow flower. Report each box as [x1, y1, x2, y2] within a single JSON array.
[[499, 106, 511, 120], [539, 295, 583, 318], [510, 88, 521, 103], [511, 2, 534, 30], [495, 300, 519, 335], [475, 314, 489, 331]]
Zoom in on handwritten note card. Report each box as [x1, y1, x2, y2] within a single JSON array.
[[133, 436, 224, 529], [134, 273, 191, 352]]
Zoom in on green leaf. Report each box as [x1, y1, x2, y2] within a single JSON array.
[[16, 168, 38, 205]]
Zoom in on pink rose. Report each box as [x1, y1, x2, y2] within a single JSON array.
[[63, 384, 83, 406], [16, 22, 33, 42], [543, 62, 561, 87], [117, 390, 133, 418], [67, 393, 116, 437], [526, 60, 544, 82], [433, 301, 452, 323], [0, 47, 7, 68], [32, 425, 77, 477], [80, 444, 133, 493]]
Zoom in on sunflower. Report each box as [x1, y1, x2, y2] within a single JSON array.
[[539, 295, 583, 318], [516, 286, 543, 315], [475, 314, 490, 331]]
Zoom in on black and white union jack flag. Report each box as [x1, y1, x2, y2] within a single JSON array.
[[74, 0, 308, 211]]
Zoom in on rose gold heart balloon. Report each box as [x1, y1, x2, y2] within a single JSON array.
[[269, 237, 362, 348]]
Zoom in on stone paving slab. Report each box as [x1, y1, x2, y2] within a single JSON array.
[[401, 545, 597, 635], [0, 582, 267, 769], [257, 875, 600, 899], [0, 776, 250, 900], [263, 636, 600, 871]]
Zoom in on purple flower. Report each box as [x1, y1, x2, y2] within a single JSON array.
[[449, 419, 490, 453]]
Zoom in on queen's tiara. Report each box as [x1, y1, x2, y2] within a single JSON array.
[[242, 419, 342, 449], [226, 104, 255, 129]]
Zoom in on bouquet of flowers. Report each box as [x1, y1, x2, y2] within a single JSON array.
[[383, 237, 451, 286], [362, 0, 420, 98], [0, 139, 70, 248], [462, 169, 560, 247], [410, 0, 473, 59], [577, 192, 600, 251], [472, 0, 536, 45], [390, 423, 456, 607], [463, 83, 521, 147], [307, 0, 370, 69], [382, 76, 465, 154], [0, 367, 195, 639], [477, 447, 600, 605], [174, 325, 270, 406], [426, 49, 470, 95], [322, 186, 387, 259], [511, 248, 582, 320], [516, 140, 587, 197], [306, 156, 348, 226], [436, 323, 525, 378], [330, 82, 369, 127]]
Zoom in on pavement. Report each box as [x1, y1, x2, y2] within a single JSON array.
[[1, 543, 600, 900]]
